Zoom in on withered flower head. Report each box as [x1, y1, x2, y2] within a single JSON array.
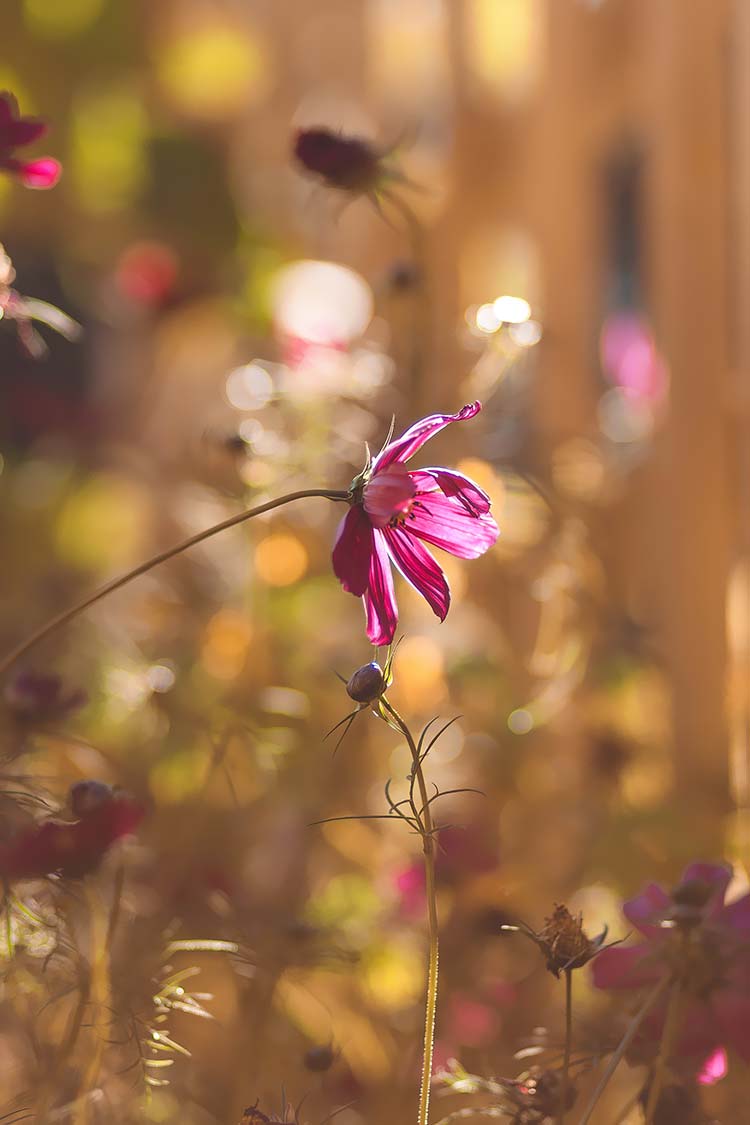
[[504, 903, 611, 977], [240, 1105, 271, 1125]]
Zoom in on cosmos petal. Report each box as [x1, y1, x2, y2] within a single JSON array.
[[408, 489, 499, 559], [363, 530, 398, 646], [374, 402, 482, 471], [332, 505, 374, 598], [383, 526, 450, 621]]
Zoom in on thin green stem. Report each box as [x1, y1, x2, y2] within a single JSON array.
[[0, 488, 349, 678], [577, 976, 670, 1125], [643, 979, 683, 1125], [382, 698, 439, 1125], [558, 968, 573, 1124]]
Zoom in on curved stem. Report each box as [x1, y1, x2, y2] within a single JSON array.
[[643, 979, 683, 1124], [0, 488, 349, 677], [577, 976, 670, 1125], [558, 968, 573, 1124], [382, 699, 439, 1125]]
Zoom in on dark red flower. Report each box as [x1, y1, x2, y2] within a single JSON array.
[[0, 93, 61, 189], [592, 862, 750, 1070], [0, 783, 144, 881], [293, 127, 391, 195]]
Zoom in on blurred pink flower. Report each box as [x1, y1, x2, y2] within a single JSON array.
[[592, 862, 750, 1073], [0, 784, 144, 881], [0, 93, 61, 189], [333, 402, 499, 645]]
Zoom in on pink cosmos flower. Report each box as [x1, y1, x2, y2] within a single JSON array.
[[592, 862, 750, 1072], [333, 402, 499, 645], [0, 92, 61, 189]]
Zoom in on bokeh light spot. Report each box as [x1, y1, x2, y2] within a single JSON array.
[[201, 610, 253, 680], [273, 261, 373, 346], [508, 708, 534, 734], [23, 0, 105, 39], [225, 363, 274, 411], [158, 24, 267, 120], [255, 533, 308, 587]]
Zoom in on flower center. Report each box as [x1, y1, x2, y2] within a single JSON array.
[[363, 464, 417, 528]]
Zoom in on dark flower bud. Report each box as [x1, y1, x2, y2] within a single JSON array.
[[70, 780, 113, 818], [346, 661, 386, 704], [304, 1044, 336, 1072], [4, 671, 86, 724], [668, 877, 715, 929], [294, 127, 382, 194], [532, 1069, 577, 1115]]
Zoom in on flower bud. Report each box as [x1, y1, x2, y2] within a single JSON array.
[[304, 1044, 336, 1072], [346, 661, 385, 704], [70, 779, 113, 818], [293, 127, 381, 193]]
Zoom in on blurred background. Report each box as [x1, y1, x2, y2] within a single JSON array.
[[0, 0, 749, 1121]]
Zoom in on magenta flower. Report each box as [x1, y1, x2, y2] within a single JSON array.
[[592, 862, 750, 1070], [332, 402, 499, 645], [0, 92, 61, 189]]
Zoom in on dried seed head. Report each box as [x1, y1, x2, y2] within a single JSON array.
[[539, 904, 594, 976], [346, 661, 386, 704], [240, 1105, 271, 1125]]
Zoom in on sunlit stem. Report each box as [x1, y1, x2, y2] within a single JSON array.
[[0, 488, 350, 677], [643, 979, 683, 1125], [557, 968, 573, 1124], [382, 698, 439, 1125], [577, 976, 670, 1125]]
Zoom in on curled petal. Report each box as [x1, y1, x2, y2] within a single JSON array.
[[364, 530, 398, 646], [623, 882, 672, 938], [333, 505, 374, 597], [384, 526, 450, 621], [374, 402, 482, 471], [590, 943, 664, 990], [408, 489, 499, 559], [417, 467, 491, 514]]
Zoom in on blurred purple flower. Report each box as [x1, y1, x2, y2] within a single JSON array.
[[592, 862, 750, 1071], [4, 670, 87, 724], [0, 93, 61, 189], [0, 783, 144, 881], [333, 402, 499, 645]]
